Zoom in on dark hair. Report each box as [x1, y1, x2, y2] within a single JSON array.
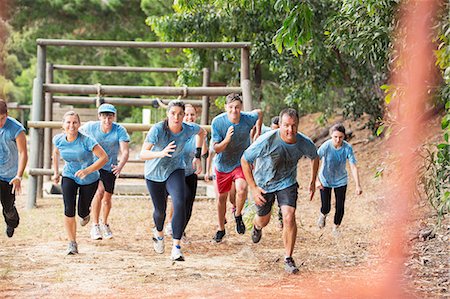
[[0, 99, 7, 115], [163, 100, 185, 137], [329, 123, 346, 136], [279, 108, 299, 123], [271, 116, 279, 126], [225, 93, 242, 105], [184, 103, 197, 112]]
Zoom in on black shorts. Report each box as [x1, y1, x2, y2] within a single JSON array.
[[99, 169, 117, 194], [256, 183, 298, 217]]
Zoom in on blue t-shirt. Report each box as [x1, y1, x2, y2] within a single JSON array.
[[261, 124, 272, 135], [318, 139, 357, 188], [80, 121, 130, 172], [53, 132, 100, 185], [183, 136, 196, 177], [0, 117, 25, 182], [243, 130, 318, 193], [144, 121, 200, 182], [211, 111, 258, 173]]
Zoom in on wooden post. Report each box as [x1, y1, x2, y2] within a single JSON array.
[[27, 45, 46, 209], [241, 47, 252, 111], [43, 63, 54, 182], [201, 68, 210, 125]]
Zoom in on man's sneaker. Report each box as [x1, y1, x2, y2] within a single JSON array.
[[284, 257, 299, 274], [90, 224, 102, 240], [165, 222, 173, 236], [66, 241, 78, 255], [152, 228, 165, 254], [332, 225, 341, 238], [101, 223, 113, 239], [251, 226, 262, 243], [171, 245, 185, 261], [213, 230, 226, 243], [6, 225, 14, 238], [79, 215, 90, 227], [317, 213, 327, 229], [235, 215, 246, 235]]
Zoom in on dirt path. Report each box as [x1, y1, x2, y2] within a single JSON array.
[[0, 117, 446, 298]]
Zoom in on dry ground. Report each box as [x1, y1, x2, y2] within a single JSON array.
[[0, 114, 447, 298]]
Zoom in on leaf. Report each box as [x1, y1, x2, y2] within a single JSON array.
[[376, 125, 385, 136]]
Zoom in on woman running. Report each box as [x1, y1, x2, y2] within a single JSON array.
[[52, 111, 108, 254], [140, 100, 206, 261], [316, 123, 362, 236]]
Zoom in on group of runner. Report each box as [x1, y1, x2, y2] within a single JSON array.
[[0, 94, 362, 274]]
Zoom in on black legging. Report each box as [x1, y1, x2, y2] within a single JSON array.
[[320, 185, 347, 225], [146, 169, 186, 240], [0, 180, 20, 228], [61, 177, 99, 218], [184, 173, 198, 230]]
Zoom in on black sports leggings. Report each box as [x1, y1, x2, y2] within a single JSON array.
[[0, 180, 20, 228], [61, 177, 99, 218], [184, 173, 198, 230], [146, 169, 186, 240], [320, 185, 347, 225]]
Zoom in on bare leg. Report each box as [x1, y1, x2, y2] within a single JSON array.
[[101, 192, 113, 224], [281, 205, 297, 257], [234, 178, 248, 217], [91, 181, 105, 225], [217, 192, 228, 230], [64, 216, 76, 242]]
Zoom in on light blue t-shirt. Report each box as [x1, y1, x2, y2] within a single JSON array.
[[0, 117, 25, 182], [183, 136, 196, 177], [261, 124, 272, 135], [211, 111, 258, 173], [144, 121, 200, 182], [53, 132, 100, 185], [318, 139, 357, 188], [80, 121, 130, 172], [243, 130, 318, 193]]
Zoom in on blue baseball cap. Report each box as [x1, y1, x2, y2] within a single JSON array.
[[98, 103, 116, 114]]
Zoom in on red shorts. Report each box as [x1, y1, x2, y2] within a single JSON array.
[[215, 166, 246, 194]]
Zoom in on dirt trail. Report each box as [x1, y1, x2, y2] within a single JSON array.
[[0, 115, 446, 298]]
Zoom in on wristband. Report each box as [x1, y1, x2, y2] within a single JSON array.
[[195, 147, 202, 159], [202, 151, 209, 159]]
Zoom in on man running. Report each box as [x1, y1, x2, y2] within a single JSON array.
[[241, 108, 319, 274], [80, 103, 130, 240], [211, 93, 262, 242]]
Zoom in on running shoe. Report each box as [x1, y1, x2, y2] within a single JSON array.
[[152, 228, 165, 254], [165, 222, 173, 236], [317, 213, 327, 229], [66, 241, 78, 255], [79, 215, 90, 227], [332, 225, 341, 238], [284, 257, 299, 274], [251, 226, 262, 243], [235, 215, 246, 234], [90, 224, 102, 240], [101, 223, 113, 239], [213, 229, 226, 243], [171, 245, 185, 261], [6, 225, 14, 238]]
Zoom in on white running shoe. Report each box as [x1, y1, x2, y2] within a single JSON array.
[[66, 241, 78, 255], [90, 224, 102, 240], [101, 223, 113, 239], [317, 213, 327, 229], [165, 222, 173, 236], [171, 245, 185, 261], [332, 225, 341, 238], [152, 228, 165, 254]]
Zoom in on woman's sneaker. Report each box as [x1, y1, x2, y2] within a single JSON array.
[[90, 224, 102, 240], [284, 257, 299, 274], [171, 245, 185, 261], [152, 228, 165, 254], [101, 223, 113, 239], [66, 241, 78, 255], [79, 215, 90, 227], [317, 213, 327, 229]]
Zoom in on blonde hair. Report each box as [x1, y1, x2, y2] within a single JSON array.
[[62, 111, 80, 123]]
